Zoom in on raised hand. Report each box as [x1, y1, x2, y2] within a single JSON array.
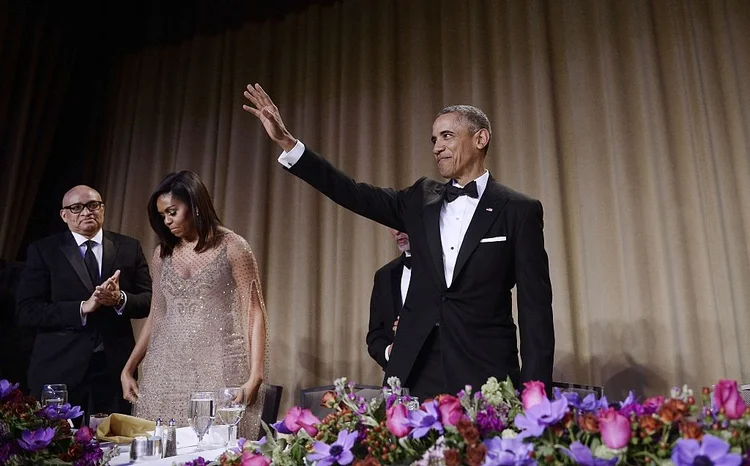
[[242, 83, 297, 152]]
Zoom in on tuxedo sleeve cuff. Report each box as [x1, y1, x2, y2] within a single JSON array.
[[277, 140, 305, 168]]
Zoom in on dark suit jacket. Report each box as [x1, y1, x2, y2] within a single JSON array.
[[288, 148, 554, 394], [16, 230, 152, 397], [366, 254, 406, 370]]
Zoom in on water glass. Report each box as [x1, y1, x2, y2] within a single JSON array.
[[41, 384, 68, 410], [217, 387, 245, 447], [188, 391, 216, 451]]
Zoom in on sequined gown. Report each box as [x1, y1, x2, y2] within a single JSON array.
[[134, 231, 269, 438]]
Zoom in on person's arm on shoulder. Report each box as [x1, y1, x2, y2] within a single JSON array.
[[515, 200, 555, 388], [16, 242, 87, 329], [227, 235, 267, 406]]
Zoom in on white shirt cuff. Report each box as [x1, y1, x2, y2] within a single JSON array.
[[277, 140, 306, 168], [385, 345, 391, 362], [114, 291, 127, 315], [80, 302, 87, 326]]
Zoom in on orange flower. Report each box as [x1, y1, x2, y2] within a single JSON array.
[[638, 415, 662, 435], [457, 418, 480, 445], [444, 448, 462, 466], [466, 443, 488, 466], [320, 391, 337, 408], [578, 413, 600, 433], [679, 421, 703, 440]]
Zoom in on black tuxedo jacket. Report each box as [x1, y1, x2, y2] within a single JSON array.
[[366, 254, 406, 370], [288, 148, 555, 394], [16, 230, 152, 397]]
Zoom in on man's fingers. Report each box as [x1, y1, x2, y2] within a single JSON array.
[[242, 104, 261, 118], [111, 270, 120, 283], [243, 89, 261, 108]]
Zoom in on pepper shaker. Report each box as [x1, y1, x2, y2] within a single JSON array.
[[163, 418, 177, 457]]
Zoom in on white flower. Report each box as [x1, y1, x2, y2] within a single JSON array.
[[593, 444, 624, 460], [387, 376, 402, 391], [411, 437, 446, 466], [334, 377, 348, 392], [481, 377, 504, 406], [501, 429, 518, 439]]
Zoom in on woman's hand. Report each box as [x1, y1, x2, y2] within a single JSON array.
[[236, 376, 263, 406], [121, 370, 140, 403]]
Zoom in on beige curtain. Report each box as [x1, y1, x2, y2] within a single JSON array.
[[97, 0, 750, 411]]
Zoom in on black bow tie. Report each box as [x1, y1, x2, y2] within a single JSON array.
[[444, 180, 479, 202], [403, 256, 411, 269]]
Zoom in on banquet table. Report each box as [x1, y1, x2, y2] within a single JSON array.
[[108, 426, 230, 465]]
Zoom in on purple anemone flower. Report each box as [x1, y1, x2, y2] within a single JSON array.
[[307, 429, 358, 466], [0, 380, 19, 400], [671, 435, 742, 466], [407, 400, 444, 439], [561, 441, 618, 466], [514, 397, 568, 439], [482, 436, 536, 465], [39, 403, 83, 420], [18, 427, 56, 451]]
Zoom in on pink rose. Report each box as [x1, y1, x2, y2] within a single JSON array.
[[521, 381, 547, 410], [714, 379, 745, 420], [283, 407, 321, 436], [386, 403, 412, 438], [74, 426, 94, 443], [242, 450, 272, 466], [598, 407, 631, 449], [437, 395, 463, 426]]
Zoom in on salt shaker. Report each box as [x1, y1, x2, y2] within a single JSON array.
[[163, 418, 177, 457]]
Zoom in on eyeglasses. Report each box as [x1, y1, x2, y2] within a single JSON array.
[[62, 201, 104, 214]]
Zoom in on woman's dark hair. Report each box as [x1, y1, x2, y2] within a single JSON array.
[[147, 171, 223, 258]]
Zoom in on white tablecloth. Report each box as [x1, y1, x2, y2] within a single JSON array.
[[108, 426, 230, 465]]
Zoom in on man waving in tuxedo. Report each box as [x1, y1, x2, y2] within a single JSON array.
[[16, 185, 152, 420], [243, 84, 554, 400]]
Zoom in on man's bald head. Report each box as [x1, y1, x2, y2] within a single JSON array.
[[60, 185, 105, 238]]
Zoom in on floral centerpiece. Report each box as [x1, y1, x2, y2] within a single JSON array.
[[0, 379, 118, 465], [183, 376, 750, 465]]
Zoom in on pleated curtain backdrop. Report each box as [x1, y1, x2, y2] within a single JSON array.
[[94, 0, 750, 411]]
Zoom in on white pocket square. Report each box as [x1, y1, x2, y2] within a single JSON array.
[[480, 236, 506, 243]]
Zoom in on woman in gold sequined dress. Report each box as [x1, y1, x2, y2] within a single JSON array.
[[120, 171, 269, 439]]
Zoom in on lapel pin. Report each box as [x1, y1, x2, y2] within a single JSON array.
[[486, 207, 493, 212]]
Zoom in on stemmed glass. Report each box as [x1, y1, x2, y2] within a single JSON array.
[[41, 384, 68, 412], [188, 391, 216, 451], [217, 387, 245, 447]]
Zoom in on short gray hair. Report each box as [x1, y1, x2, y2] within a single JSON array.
[[437, 105, 492, 139]]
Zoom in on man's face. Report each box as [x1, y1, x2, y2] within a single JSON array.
[[60, 187, 104, 237], [431, 112, 484, 181], [389, 229, 410, 253]]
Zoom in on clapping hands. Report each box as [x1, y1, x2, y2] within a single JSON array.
[[82, 270, 122, 314]]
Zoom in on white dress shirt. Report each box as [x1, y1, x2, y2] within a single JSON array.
[[278, 140, 489, 288], [400, 252, 411, 306], [71, 229, 126, 325]]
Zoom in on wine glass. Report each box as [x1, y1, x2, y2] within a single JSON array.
[[188, 391, 216, 451], [41, 384, 68, 411], [217, 387, 245, 447]]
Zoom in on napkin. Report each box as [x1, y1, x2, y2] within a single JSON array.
[[95, 413, 156, 444]]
